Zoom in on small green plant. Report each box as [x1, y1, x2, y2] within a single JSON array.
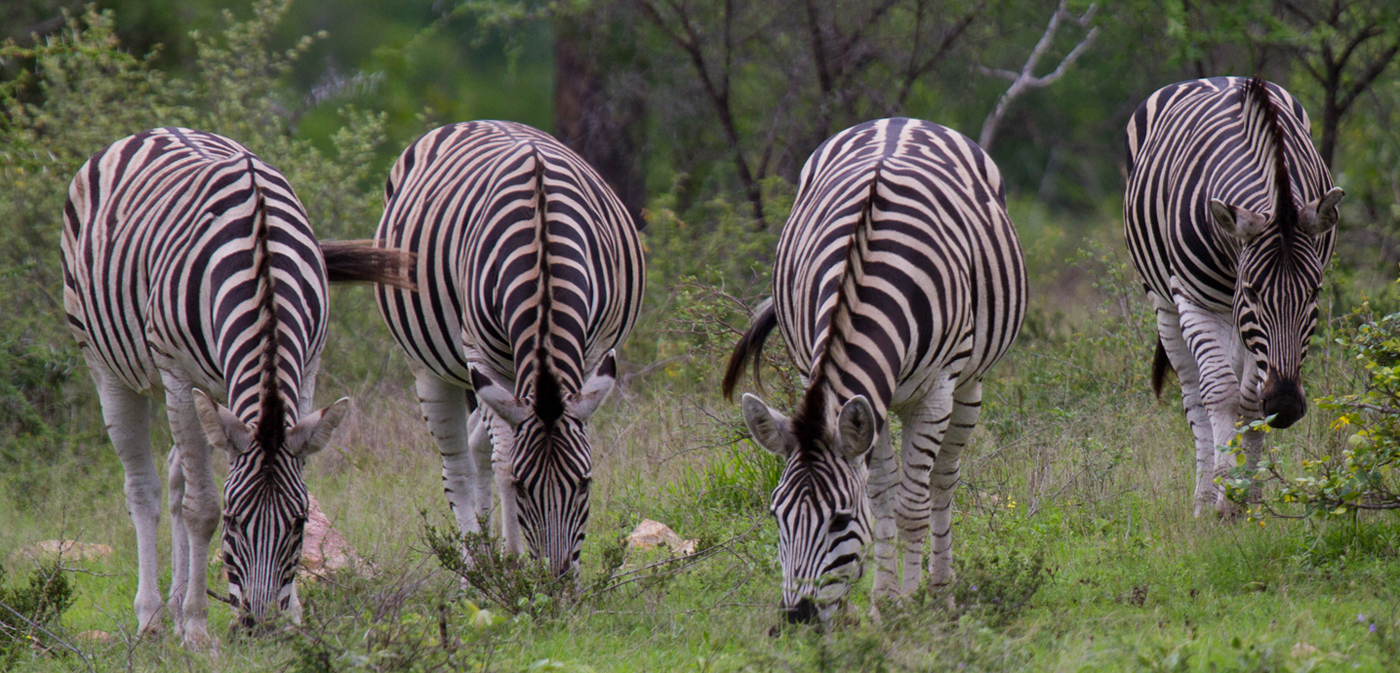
[[946, 547, 1051, 628], [0, 562, 74, 670], [423, 515, 574, 620], [1227, 305, 1400, 520]]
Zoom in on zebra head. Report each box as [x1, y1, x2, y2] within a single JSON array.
[[469, 351, 618, 577], [192, 389, 349, 626], [741, 392, 876, 624], [1210, 186, 1343, 428]]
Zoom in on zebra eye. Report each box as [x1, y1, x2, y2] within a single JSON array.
[[1240, 285, 1260, 304], [829, 511, 854, 533]]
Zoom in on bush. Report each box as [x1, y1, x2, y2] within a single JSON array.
[[945, 547, 1050, 628], [423, 515, 576, 621], [0, 562, 74, 670], [1230, 305, 1400, 519]]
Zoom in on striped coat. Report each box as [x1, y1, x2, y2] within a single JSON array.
[[62, 128, 357, 647], [1125, 77, 1342, 516], [375, 121, 644, 575], [725, 118, 1026, 622]]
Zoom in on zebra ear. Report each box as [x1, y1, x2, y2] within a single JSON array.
[[1300, 187, 1344, 235], [469, 363, 529, 427], [566, 350, 617, 422], [1210, 199, 1267, 243], [837, 395, 876, 460], [741, 393, 797, 458], [192, 388, 252, 455], [287, 397, 350, 458]]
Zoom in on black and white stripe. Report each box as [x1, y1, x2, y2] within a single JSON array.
[[62, 128, 354, 646], [1125, 77, 1342, 516], [374, 121, 645, 576], [724, 118, 1026, 622]]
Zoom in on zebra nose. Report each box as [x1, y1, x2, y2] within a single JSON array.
[[229, 612, 260, 638], [1262, 381, 1306, 428], [783, 598, 819, 624]]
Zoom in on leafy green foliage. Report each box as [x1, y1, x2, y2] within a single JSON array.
[[285, 561, 513, 673], [423, 516, 574, 621], [0, 562, 74, 670], [947, 547, 1051, 628], [1231, 306, 1400, 519]]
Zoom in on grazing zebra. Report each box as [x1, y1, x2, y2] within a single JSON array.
[[62, 128, 410, 647], [724, 118, 1026, 623], [1125, 77, 1342, 517], [374, 121, 644, 576]]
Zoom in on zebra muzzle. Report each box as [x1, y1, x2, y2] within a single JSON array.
[[1261, 380, 1306, 429]]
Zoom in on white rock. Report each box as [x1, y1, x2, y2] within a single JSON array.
[[625, 519, 696, 556], [298, 495, 373, 578]]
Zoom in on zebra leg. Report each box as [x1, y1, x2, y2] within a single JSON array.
[[927, 378, 981, 599], [866, 421, 899, 601], [411, 368, 480, 534], [1214, 349, 1265, 516], [1153, 293, 1215, 516], [1175, 300, 1245, 518], [159, 371, 221, 651], [166, 447, 188, 635], [894, 374, 957, 597], [90, 364, 164, 635], [466, 404, 495, 531], [488, 411, 523, 554]]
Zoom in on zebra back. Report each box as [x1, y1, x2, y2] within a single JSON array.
[[1125, 77, 1335, 311]]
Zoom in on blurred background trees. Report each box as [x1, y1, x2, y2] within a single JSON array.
[[5, 0, 1400, 483]]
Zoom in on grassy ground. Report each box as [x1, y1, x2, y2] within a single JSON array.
[[3, 251, 1400, 672]]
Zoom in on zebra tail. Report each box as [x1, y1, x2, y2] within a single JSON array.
[[722, 298, 778, 401], [1151, 337, 1174, 399], [320, 240, 417, 292]]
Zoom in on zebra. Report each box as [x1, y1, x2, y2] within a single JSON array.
[[1125, 77, 1342, 517], [62, 127, 411, 647], [374, 121, 645, 577], [724, 118, 1026, 623]]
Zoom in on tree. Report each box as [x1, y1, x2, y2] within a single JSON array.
[[977, 0, 1098, 152], [631, 0, 984, 229], [1276, 0, 1400, 169]]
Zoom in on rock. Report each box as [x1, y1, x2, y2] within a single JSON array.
[[75, 630, 113, 645], [625, 519, 696, 556], [298, 495, 372, 578], [16, 540, 113, 562]]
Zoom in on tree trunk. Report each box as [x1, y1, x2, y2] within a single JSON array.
[[553, 14, 648, 225]]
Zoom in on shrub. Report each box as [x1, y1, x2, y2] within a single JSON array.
[[423, 515, 575, 621], [947, 547, 1050, 627], [0, 562, 74, 670], [1228, 305, 1400, 519]]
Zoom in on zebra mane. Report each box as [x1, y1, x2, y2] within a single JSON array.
[[791, 171, 881, 451], [529, 150, 566, 428], [250, 185, 286, 455], [1243, 77, 1298, 241]]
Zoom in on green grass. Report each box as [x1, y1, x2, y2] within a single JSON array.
[[3, 279, 1400, 671]]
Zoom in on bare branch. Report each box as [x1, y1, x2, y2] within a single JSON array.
[[977, 66, 1020, 81], [977, 0, 1099, 151]]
